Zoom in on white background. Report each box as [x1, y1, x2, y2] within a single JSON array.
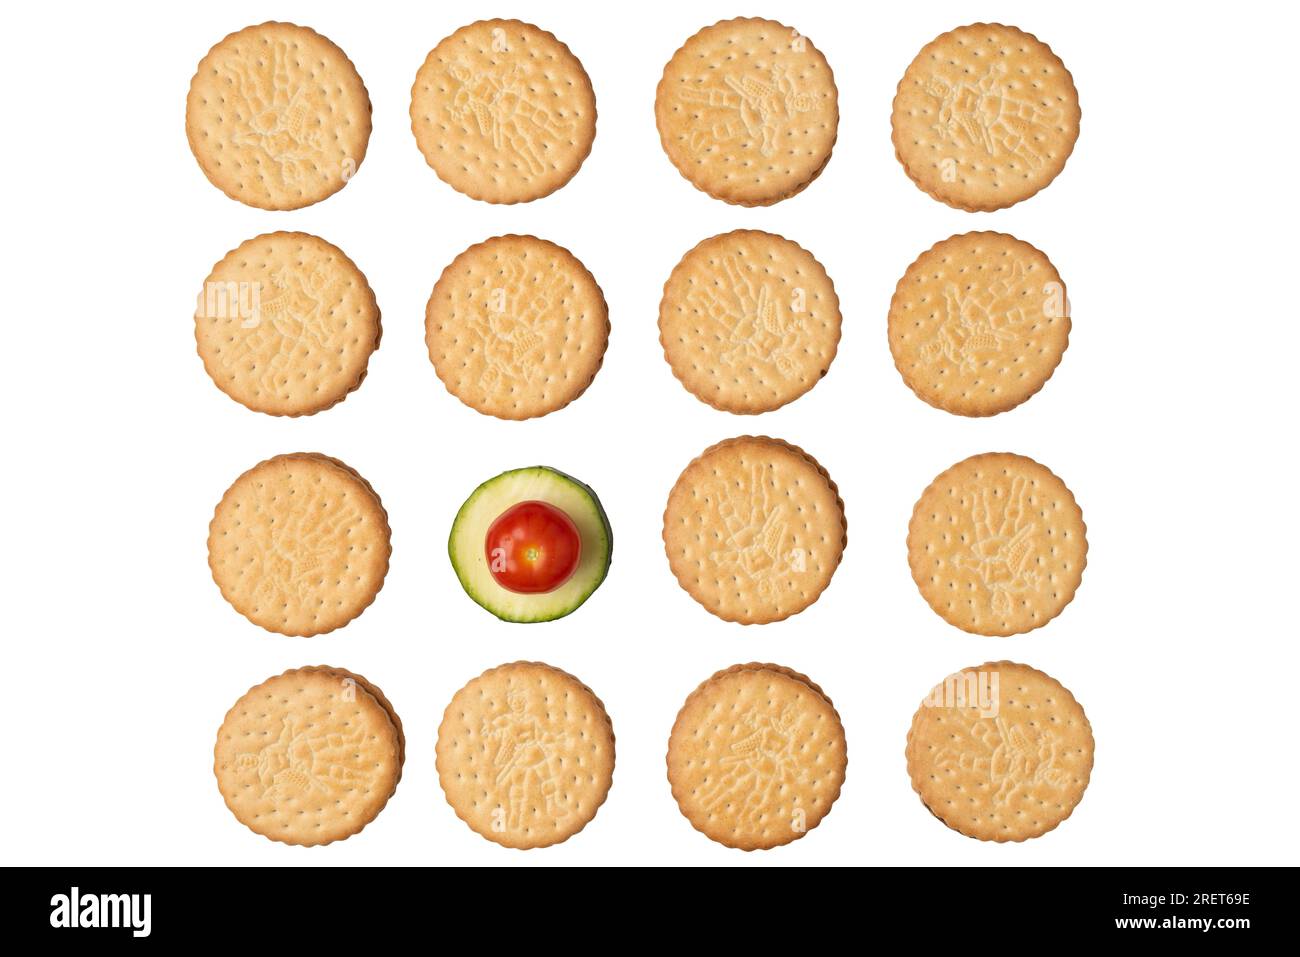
[[5, 0, 1298, 866]]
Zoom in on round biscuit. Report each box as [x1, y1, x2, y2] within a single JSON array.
[[436, 662, 615, 849], [663, 436, 846, 624], [186, 22, 371, 210], [195, 232, 380, 416], [907, 661, 1093, 841], [208, 453, 391, 636], [668, 665, 846, 849], [214, 667, 402, 846], [888, 232, 1069, 416], [907, 452, 1086, 636], [660, 230, 841, 413], [655, 18, 838, 206], [891, 23, 1079, 211], [410, 20, 596, 203], [426, 234, 608, 420]]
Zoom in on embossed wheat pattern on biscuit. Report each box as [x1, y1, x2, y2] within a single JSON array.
[[436, 662, 615, 849], [223, 39, 326, 187], [222, 256, 344, 394], [679, 64, 819, 158], [214, 668, 402, 847], [697, 704, 810, 825], [926, 63, 1061, 170], [707, 462, 802, 600], [931, 707, 1073, 808], [235, 716, 376, 802], [952, 472, 1043, 617], [480, 687, 577, 831], [255, 475, 367, 609], [889, 24, 1081, 211], [687, 252, 807, 379], [470, 258, 566, 393], [920, 259, 1030, 373], [667, 665, 848, 850], [446, 62, 578, 175]]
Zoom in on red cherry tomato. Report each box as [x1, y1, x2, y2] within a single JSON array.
[[485, 500, 582, 594]]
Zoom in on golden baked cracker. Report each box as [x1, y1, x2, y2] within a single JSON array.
[[663, 436, 846, 624], [892, 24, 1079, 211], [410, 20, 596, 203], [187, 22, 371, 210], [436, 661, 615, 849], [907, 661, 1093, 841], [908, 452, 1086, 636], [195, 232, 381, 416], [300, 665, 405, 774], [208, 453, 391, 636], [660, 230, 841, 413], [889, 232, 1069, 417], [214, 667, 402, 846], [426, 234, 608, 420], [668, 664, 846, 850], [656, 18, 838, 206]]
